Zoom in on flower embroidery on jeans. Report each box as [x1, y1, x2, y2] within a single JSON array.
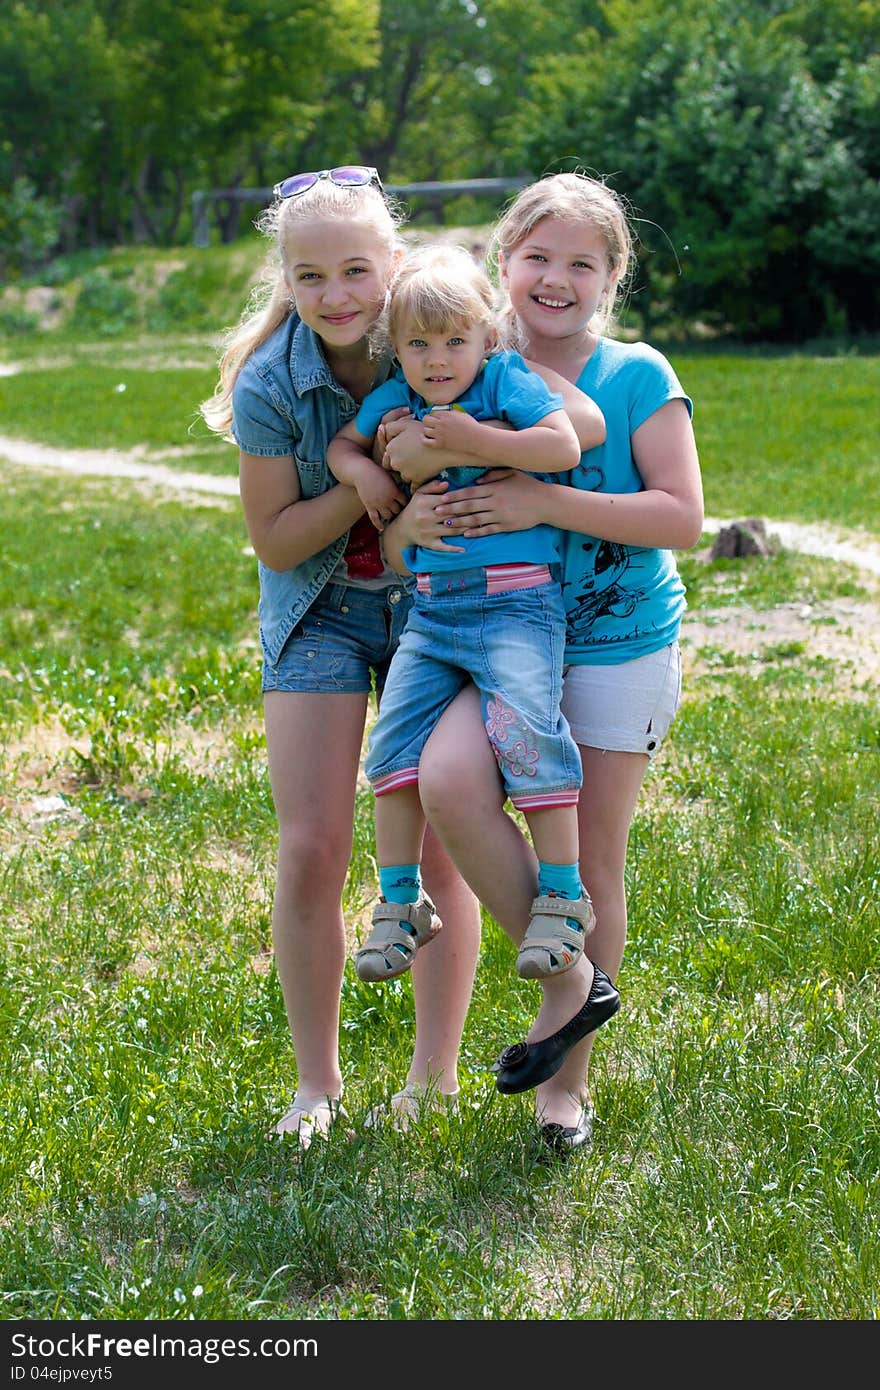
[[485, 695, 516, 744], [497, 738, 539, 778]]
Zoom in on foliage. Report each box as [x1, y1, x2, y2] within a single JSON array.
[[0, 301, 40, 336], [71, 269, 140, 336], [503, 0, 880, 338], [0, 0, 378, 248], [0, 0, 878, 340], [0, 175, 62, 278]]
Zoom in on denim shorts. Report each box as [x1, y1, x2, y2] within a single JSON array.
[[262, 581, 412, 695], [365, 566, 582, 810], [561, 642, 682, 759]]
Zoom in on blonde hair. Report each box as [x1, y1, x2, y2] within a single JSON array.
[[201, 180, 404, 438], [385, 243, 497, 347], [490, 171, 633, 346]]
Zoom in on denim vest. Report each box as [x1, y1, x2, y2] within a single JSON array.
[[231, 312, 395, 665]]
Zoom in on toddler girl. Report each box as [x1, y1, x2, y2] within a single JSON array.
[[328, 244, 606, 986]]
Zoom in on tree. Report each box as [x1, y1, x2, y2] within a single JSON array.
[[499, 0, 880, 337], [0, 0, 380, 251]]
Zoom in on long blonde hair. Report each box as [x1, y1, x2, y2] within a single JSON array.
[[201, 181, 404, 438], [490, 171, 633, 349]]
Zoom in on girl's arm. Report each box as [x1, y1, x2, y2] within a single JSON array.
[[522, 359, 606, 452], [239, 451, 365, 571], [327, 421, 408, 529], [420, 406, 582, 474], [435, 400, 704, 552]]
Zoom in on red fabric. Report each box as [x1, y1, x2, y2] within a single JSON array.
[[343, 514, 384, 579]]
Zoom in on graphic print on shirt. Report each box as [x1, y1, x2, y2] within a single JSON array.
[[565, 538, 642, 639], [564, 460, 652, 648]]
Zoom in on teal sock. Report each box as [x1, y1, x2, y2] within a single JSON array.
[[537, 860, 585, 938], [379, 864, 422, 957], [537, 861, 583, 901], [379, 864, 421, 905]]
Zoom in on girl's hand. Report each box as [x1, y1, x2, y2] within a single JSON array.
[[373, 407, 413, 468], [394, 478, 466, 553], [383, 416, 458, 487], [433, 469, 550, 537], [356, 469, 408, 531]]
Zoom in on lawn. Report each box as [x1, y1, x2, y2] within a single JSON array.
[[1, 259, 878, 1322]]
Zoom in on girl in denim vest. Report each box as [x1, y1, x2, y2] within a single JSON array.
[[382, 172, 703, 1154], [201, 168, 485, 1143]]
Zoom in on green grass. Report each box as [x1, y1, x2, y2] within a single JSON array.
[[672, 353, 880, 530], [0, 364, 225, 460], [1, 261, 879, 1321]]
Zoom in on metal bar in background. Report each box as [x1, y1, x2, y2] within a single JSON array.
[[191, 178, 530, 246]]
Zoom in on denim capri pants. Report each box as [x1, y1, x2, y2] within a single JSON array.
[[365, 566, 582, 811]]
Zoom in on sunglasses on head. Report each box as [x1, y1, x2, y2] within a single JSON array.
[[273, 166, 383, 200]]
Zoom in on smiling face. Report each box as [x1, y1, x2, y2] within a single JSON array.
[[500, 215, 618, 349], [393, 315, 495, 406], [283, 217, 394, 353]]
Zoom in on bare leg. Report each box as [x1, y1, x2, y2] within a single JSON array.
[[531, 745, 648, 1129], [523, 804, 580, 866], [421, 685, 539, 931], [264, 689, 367, 1120], [409, 824, 482, 1097], [374, 784, 426, 867], [421, 688, 646, 1128]]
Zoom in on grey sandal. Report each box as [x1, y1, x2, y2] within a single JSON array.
[[355, 894, 442, 981], [516, 892, 595, 979]]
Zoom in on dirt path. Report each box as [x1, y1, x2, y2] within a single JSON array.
[[4, 431, 879, 570], [0, 434, 239, 497], [3, 431, 879, 684]]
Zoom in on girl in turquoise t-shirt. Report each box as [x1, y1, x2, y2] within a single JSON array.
[[383, 172, 704, 1153]]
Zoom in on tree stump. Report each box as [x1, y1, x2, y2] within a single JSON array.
[[710, 517, 775, 559]]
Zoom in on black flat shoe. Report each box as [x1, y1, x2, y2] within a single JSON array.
[[492, 964, 620, 1095], [539, 1105, 593, 1157]]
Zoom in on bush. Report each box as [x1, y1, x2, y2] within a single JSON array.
[[72, 269, 140, 336], [0, 176, 61, 278], [0, 302, 40, 336], [145, 270, 212, 331]]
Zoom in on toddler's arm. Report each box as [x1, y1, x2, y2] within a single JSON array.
[[420, 406, 582, 473], [523, 361, 606, 452], [328, 420, 408, 530]]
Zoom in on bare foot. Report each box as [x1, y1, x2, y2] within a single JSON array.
[[526, 954, 595, 1044]]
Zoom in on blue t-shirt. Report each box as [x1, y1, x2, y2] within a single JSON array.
[[355, 351, 566, 574], [561, 338, 694, 664]]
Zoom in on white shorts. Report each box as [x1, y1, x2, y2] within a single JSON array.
[[561, 642, 682, 759]]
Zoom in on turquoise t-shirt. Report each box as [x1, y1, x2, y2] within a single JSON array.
[[355, 351, 566, 574], [562, 338, 693, 665]]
